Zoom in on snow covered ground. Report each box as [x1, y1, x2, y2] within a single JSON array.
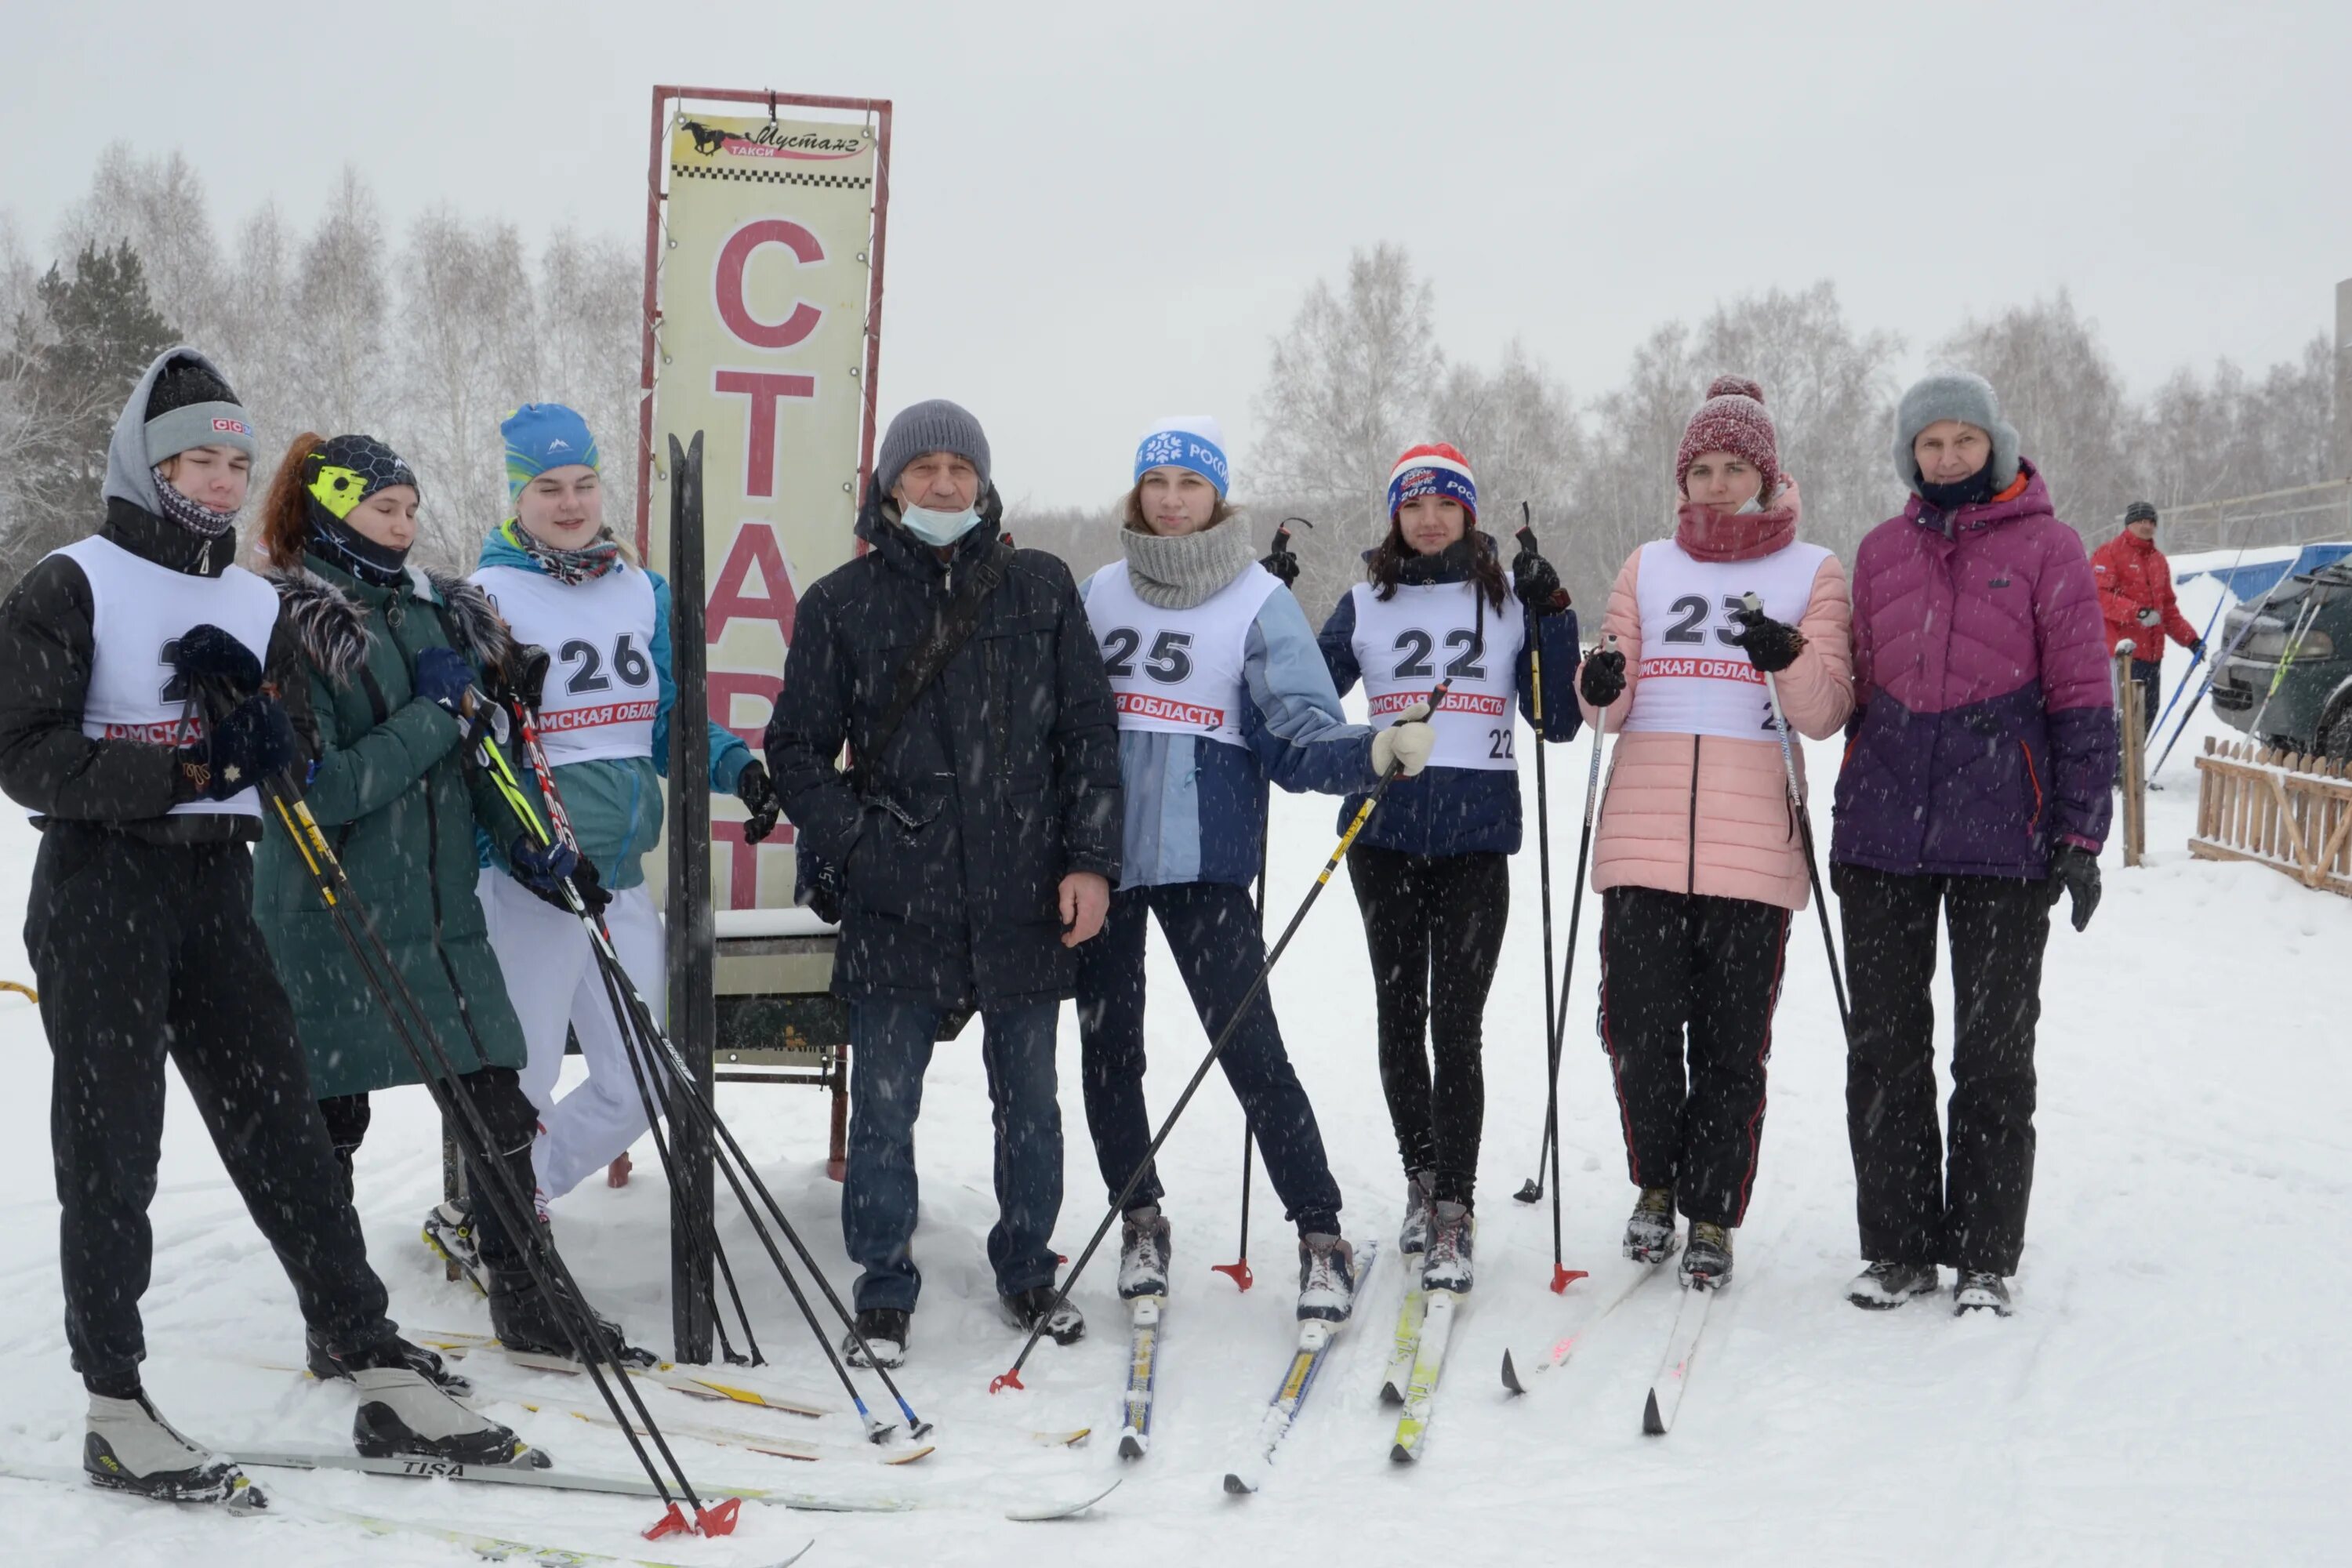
[[1, 582, 2343, 1566]]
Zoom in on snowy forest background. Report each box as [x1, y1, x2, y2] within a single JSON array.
[[2, 145, 2340, 617]]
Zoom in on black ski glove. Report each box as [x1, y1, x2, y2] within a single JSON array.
[[1727, 605, 1806, 674], [176, 694, 296, 801], [736, 759, 781, 845], [510, 836, 608, 916], [495, 644, 552, 712], [2045, 844, 2101, 932], [1260, 546, 1301, 588], [1578, 648, 1627, 708], [170, 623, 262, 699], [1511, 548, 1568, 615]]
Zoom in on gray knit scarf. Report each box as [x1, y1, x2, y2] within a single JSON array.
[[1119, 517, 1256, 610]]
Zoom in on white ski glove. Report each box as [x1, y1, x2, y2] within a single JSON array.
[[1371, 702, 1437, 778]]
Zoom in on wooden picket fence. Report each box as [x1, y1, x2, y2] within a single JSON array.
[[2190, 738, 2352, 897]]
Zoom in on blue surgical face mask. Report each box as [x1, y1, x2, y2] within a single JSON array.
[[900, 502, 982, 546]]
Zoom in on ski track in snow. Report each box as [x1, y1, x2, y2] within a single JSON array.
[[0, 577, 2340, 1565]]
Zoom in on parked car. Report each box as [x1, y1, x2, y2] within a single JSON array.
[[2210, 561, 2352, 756]]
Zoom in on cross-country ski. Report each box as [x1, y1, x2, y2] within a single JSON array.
[[1222, 1240, 1378, 1495]]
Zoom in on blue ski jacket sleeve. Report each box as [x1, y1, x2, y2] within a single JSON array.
[[1316, 586, 1582, 858], [1095, 572, 1377, 891]]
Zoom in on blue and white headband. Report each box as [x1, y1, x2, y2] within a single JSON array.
[[1134, 415, 1229, 497]]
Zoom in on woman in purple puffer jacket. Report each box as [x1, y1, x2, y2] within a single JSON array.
[[1831, 371, 2114, 1320]]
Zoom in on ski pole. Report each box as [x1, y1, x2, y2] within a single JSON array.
[[1741, 593, 1850, 1039], [1535, 633, 1614, 1293], [991, 681, 1457, 1393], [1513, 507, 1561, 1207], [212, 693, 727, 1539], [495, 702, 759, 1368], [481, 703, 924, 1440]]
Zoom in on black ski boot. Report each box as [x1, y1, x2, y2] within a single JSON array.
[[1953, 1271, 2014, 1317], [339, 1337, 542, 1467], [1398, 1169, 1436, 1255], [1680, 1221, 1733, 1290], [1117, 1204, 1172, 1300], [488, 1262, 658, 1368], [85, 1391, 265, 1512], [1846, 1260, 1940, 1310], [844, 1307, 910, 1369], [1421, 1201, 1475, 1293], [1003, 1285, 1086, 1345], [1623, 1186, 1679, 1263], [306, 1329, 473, 1396]]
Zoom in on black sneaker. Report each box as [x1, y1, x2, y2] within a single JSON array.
[[1624, 1186, 1679, 1263], [1680, 1221, 1733, 1290], [1846, 1260, 1941, 1310], [844, 1307, 910, 1369], [307, 1330, 474, 1396], [1953, 1270, 2013, 1317], [1002, 1285, 1086, 1345]]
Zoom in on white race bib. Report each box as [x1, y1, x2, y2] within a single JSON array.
[[48, 535, 279, 818], [1081, 562, 1279, 747], [1348, 580, 1525, 771], [474, 563, 660, 765], [1621, 539, 1831, 740]]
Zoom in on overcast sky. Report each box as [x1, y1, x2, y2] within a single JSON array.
[[6, 0, 2348, 508]]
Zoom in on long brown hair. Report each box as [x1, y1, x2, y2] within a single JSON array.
[[257, 431, 329, 570], [1367, 517, 1508, 609]]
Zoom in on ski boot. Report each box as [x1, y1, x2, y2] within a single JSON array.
[[1623, 1186, 1680, 1263], [1421, 1201, 1475, 1293], [1296, 1232, 1357, 1323], [1952, 1271, 2013, 1317], [1003, 1286, 1087, 1345], [844, 1307, 910, 1370], [305, 1328, 474, 1396], [1680, 1221, 1733, 1290], [85, 1392, 266, 1512], [1846, 1260, 1940, 1311], [1117, 1204, 1172, 1300], [488, 1261, 658, 1368], [421, 1200, 488, 1297], [1398, 1169, 1436, 1255], [343, 1337, 541, 1467]]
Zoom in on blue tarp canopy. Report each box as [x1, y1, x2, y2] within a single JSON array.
[[2182, 543, 2352, 603]]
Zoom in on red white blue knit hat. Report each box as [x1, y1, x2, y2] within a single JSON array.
[[1387, 443, 1477, 521]]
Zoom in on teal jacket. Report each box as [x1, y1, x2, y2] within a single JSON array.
[[473, 528, 751, 890]]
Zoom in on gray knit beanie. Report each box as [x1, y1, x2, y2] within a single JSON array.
[[1892, 370, 2020, 495], [875, 398, 991, 500], [145, 354, 257, 466]]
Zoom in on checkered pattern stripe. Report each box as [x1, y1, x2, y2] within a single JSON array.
[[671, 163, 871, 190]]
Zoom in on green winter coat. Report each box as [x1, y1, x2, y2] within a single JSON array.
[[252, 554, 542, 1100]]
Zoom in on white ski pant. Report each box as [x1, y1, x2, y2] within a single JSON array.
[[477, 870, 669, 1202]]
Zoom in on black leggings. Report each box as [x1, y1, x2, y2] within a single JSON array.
[[1345, 845, 1510, 1208]]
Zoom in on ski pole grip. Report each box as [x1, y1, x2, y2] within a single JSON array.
[[1740, 591, 1762, 613]]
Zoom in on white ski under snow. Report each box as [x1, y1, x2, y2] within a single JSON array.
[[0, 572, 2341, 1565]]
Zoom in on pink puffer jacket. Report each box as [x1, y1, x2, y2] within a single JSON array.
[[1577, 527, 1853, 912]]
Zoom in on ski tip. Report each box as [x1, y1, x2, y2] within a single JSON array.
[[1116, 1431, 1146, 1461], [1642, 1389, 1667, 1436], [1379, 1381, 1404, 1407], [881, 1445, 938, 1467], [1500, 1351, 1524, 1396], [1389, 1442, 1416, 1465], [1222, 1472, 1256, 1496]]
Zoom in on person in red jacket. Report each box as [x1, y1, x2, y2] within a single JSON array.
[[2091, 501, 2201, 738]]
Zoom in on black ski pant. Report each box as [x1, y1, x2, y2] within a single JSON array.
[[1075, 880, 1341, 1236], [1596, 884, 1790, 1229], [25, 824, 394, 1396], [2131, 657, 2161, 739], [320, 1067, 542, 1273], [1836, 865, 2049, 1276], [1345, 844, 1510, 1209]]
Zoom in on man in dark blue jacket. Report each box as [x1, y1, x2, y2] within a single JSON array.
[[766, 400, 1121, 1367]]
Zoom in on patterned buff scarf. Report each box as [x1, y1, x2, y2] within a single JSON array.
[[151, 465, 240, 539], [506, 518, 623, 585]]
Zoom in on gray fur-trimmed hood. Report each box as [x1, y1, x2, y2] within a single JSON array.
[[267, 562, 514, 685]]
